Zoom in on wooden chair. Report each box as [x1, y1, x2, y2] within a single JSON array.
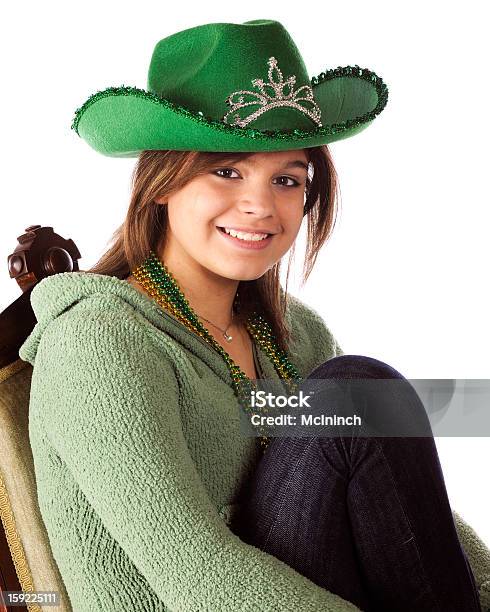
[[0, 225, 80, 612]]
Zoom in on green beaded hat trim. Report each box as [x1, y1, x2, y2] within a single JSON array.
[[132, 251, 303, 453]]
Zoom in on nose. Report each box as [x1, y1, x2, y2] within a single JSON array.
[[235, 179, 278, 216]]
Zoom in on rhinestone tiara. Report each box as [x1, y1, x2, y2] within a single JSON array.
[[222, 56, 323, 129]]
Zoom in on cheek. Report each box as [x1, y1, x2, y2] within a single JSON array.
[[168, 190, 224, 235], [172, 214, 214, 245], [280, 203, 304, 233]]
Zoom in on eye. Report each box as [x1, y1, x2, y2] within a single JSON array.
[[214, 168, 240, 179], [273, 176, 301, 188], [213, 168, 302, 188]]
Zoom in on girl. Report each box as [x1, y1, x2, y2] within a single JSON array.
[[19, 19, 488, 612]]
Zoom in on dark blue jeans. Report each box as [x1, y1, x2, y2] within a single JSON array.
[[232, 355, 481, 611]]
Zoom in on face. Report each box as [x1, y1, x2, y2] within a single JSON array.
[[158, 149, 309, 282]]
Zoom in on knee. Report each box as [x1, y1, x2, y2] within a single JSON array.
[[305, 355, 433, 437], [308, 354, 406, 381]]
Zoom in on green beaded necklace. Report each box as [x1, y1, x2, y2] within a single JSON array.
[[131, 251, 302, 454]]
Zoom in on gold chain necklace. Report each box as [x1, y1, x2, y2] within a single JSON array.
[[196, 311, 234, 342], [131, 251, 302, 454]]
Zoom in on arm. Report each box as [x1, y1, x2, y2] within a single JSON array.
[[286, 294, 344, 368], [30, 300, 360, 612], [333, 338, 344, 357], [452, 509, 490, 611]]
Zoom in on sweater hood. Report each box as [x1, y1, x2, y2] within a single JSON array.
[[18, 272, 301, 375], [18, 272, 180, 366]]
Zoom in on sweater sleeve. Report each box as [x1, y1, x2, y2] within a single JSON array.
[[30, 300, 360, 612], [452, 510, 490, 611], [286, 295, 344, 374], [306, 304, 344, 360], [333, 337, 344, 357]]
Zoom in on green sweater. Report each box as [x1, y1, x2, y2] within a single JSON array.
[[19, 272, 490, 611]]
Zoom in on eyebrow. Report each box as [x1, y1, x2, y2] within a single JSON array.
[[282, 160, 309, 171], [227, 157, 309, 172]]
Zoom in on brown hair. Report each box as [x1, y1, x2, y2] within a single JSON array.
[[84, 146, 340, 353]]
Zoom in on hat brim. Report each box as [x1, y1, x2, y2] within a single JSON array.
[[72, 65, 388, 157]]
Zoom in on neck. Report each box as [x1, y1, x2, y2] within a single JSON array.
[[157, 244, 239, 332]]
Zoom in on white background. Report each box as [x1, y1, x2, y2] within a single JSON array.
[[2, 2, 488, 546]]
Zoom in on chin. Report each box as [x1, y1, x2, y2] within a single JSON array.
[[221, 267, 269, 282], [239, 272, 267, 282]]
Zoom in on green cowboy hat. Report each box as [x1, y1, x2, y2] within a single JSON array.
[[71, 19, 389, 157]]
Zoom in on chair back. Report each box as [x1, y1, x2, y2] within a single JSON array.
[[0, 225, 81, 611]]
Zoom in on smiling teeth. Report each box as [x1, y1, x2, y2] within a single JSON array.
[[223, 227, 269, 241]]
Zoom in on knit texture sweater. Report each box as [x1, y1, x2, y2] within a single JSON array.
[[18, 272, 490, 612]]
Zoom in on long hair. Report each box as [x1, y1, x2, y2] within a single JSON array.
[[83, 146, 340, 353]]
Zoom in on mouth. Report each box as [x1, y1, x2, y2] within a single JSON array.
[[216, 226, 274, 250]]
